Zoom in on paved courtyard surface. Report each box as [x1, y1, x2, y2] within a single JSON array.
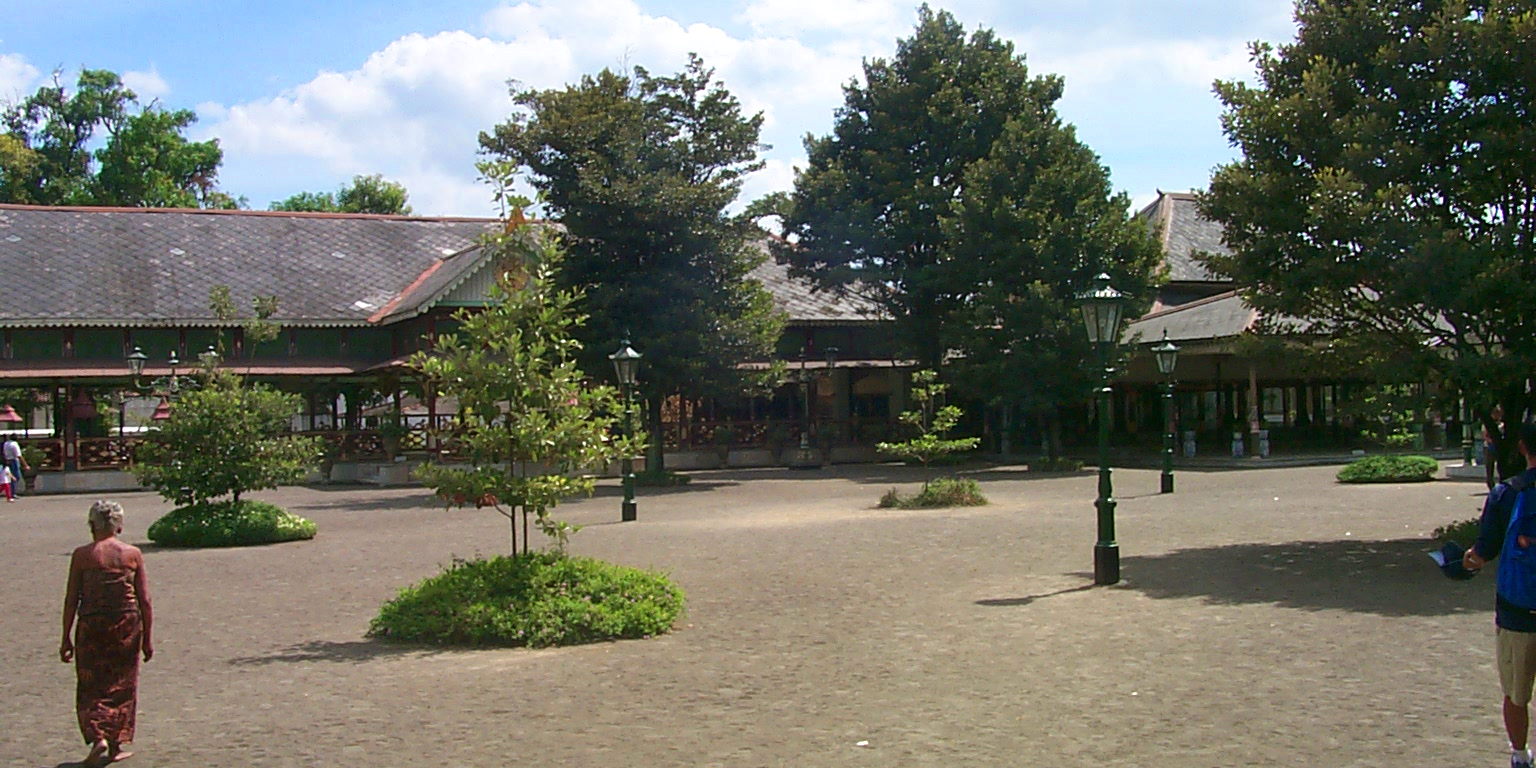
[[0, 462, 1505, 766]]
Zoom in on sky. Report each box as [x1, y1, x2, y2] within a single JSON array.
[[0, 0, 1299, 218]]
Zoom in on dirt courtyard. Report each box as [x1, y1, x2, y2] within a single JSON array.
[[1, 462, 1507, 766]]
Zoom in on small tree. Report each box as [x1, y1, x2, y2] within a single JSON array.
[[877, 370, 980, 489], [410, 218, 636, 554], [134, 288, 318, 508], [133, 365, 320, 507]]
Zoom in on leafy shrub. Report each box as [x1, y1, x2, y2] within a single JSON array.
[[1433, 518, 1480, 549], [1336, 454, 1439, 483], [878, 477, 988, 509], [146, 499, 317, 548], [634, 469, 690, 487], [1031, 457, 1084, 472], [368, 551, 685, 648]]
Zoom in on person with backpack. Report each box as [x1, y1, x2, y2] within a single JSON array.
[[1465, 420, 1536, 768]]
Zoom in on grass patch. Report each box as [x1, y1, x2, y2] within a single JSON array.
[[146, 499, 317, 548], [1336, 454, 1439, 483], [1434, 518, 1480, 549], [878, 476, 988, 509], [633, 469, 690, 487], [368, 551, 685, 648]]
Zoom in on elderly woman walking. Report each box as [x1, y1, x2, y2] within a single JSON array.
[[60, 500, 153, 766]]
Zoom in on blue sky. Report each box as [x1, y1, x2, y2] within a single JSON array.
[[0, 0, 1298, 217]]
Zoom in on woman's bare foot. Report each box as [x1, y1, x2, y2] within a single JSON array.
[[84, 739, 108, 767], [106, 742, 133, 763]]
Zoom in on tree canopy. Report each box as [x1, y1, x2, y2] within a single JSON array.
[[1201, 1, 1536, 423], [779, 7, 1160, 448], [1, 69, 237, 208], [479, 55, 785, 467], [269, 173, 413, 215]]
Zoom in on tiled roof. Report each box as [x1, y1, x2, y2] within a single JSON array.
[[1125, 290, 1256, 343], [0, 204, 499, 327], [1137, 191, 1229, 284], [749, 241, 886, 325]]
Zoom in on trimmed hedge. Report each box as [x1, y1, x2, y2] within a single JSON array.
[[368, 551, 685, 648], [146, 499, 317, 548], [879, 476, 988, 509], [1336, 454, 1440, 483], [633, 469, 691, 487]]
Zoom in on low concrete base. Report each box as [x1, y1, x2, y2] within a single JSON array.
[[1445, 463, 1488, 482], [28, 470, 144, 495]]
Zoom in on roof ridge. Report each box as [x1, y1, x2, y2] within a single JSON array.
[[0, 202, 501, 223]]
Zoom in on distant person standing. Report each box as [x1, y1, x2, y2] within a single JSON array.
[[61, 501, 153, 767], [3, 435, 27, 496]]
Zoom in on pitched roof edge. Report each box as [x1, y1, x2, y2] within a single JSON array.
[[0, 202, 501, 224], [368, 259, 448, 324], [1132, 288, 1243, 323]]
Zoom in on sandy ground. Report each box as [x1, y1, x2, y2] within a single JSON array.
[[0, 462, 1508, 767]]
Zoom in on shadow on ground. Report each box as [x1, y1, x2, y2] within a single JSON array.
[[1116, 538, 1485, 616], [286, 490, 441, 511], [227, 639, 450, 666]]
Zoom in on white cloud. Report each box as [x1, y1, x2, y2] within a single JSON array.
[[0, 52, 39, 102], [737, 0, 907, 38], [122, 68, 171, 100], [197, 0, 1294, 216], [207, 1, 868, 215]]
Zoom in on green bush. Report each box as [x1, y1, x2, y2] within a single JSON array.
[[633, 469, 690, 487], [146, 499, 317, 548], [1434, 518, 1480, 549], [878, 476, 988, 509], [369, 551, 685, 648], [1336, 454, 1440, 483], [1031, 457, 1084, 472]]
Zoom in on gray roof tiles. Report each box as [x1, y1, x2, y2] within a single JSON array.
[[1137, 191, 1229, 284], [0, 206, 880, 329], [749, 241, 885, 324], [0, 205, 499, 327]]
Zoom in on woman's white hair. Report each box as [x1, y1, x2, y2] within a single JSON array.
[[88, 500, 124, 532]]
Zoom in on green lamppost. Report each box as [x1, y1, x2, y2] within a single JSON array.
[[1076, 273, 1127, 586], [609, 340, 642, 523], [1152, 330, 1180, 494]]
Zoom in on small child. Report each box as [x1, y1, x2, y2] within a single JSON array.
[[0, 463, 15, 502]]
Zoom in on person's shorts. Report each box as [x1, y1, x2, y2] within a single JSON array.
[[1498, 628, 1536, 705]]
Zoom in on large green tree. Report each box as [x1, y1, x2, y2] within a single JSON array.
[[1201, 1, 1536, 454], [270, 173, 413, 214], [410, 220, 635, 554], [780, 7, 1160, 449], [1, 69, 237, 208], [479, 55, 784, 469]]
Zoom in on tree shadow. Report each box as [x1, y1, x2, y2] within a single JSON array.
[[287, 492, 442, 512], [587, 480, 741, 498], [1117, 538, 1485, 617], [227, 639, 451, 666]]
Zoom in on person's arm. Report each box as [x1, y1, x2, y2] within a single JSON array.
[[60, 550, 82, 663], [1468, 486, 1514, 570], [133, 551, 153, 662]]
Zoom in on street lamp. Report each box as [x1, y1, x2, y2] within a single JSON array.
[[609, 339, 642, 523], [1152, 329, 1180, 494], [1076, 272, 1127, 586]]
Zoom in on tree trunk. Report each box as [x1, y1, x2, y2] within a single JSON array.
[[646, 395, 665, 473]]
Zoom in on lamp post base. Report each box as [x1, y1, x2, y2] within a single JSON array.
[[621, 499, 637, 522], [1160, 472, 1174, 494], [1093, 542, 1120, 586]]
